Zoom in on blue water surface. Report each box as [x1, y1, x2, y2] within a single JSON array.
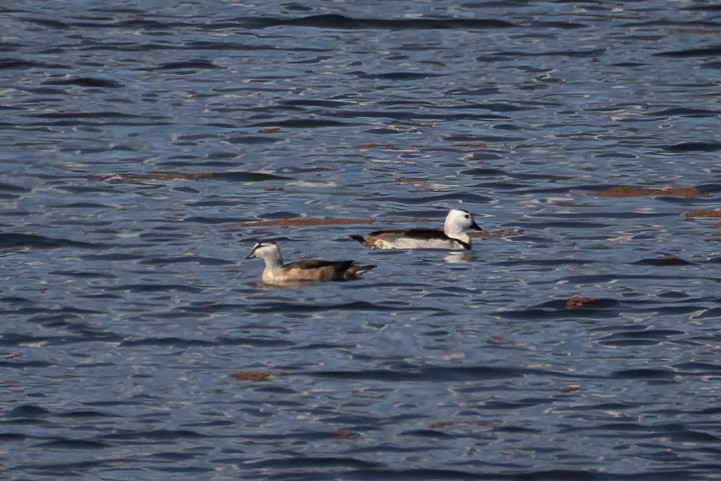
[[1, 1, 721, 480]]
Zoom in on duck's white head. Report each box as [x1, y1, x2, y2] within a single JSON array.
[[246, 241, 282, 264], [444, 209, 482, 239]]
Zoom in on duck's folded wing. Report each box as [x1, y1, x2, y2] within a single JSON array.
[[370, 228, 448, 240], [284, 260, 359, 281], [288, 260, 355, 271]]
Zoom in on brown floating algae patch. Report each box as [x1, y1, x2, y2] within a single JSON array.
[[230, 371, 273, 382], [239, 218, 375, 228], [395, 177, 429, 184], [353, 143, 398, 150], [685, 210, 721, 219], [560, 385, 582, 393], [591, 186, 706, 198], [470, 228, 520, 239], [564, 296, 617, 309], [237, 217, 433, 228]]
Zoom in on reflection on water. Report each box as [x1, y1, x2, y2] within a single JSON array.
[[443, 250, 476, 264], [2, 1, 721, 480]]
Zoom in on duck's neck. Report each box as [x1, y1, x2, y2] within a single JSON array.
[[445, 223, 470, 245], [261, 252, 284, 273]]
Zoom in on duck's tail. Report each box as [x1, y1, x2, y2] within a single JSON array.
[[348, 235, 367, 246], [345, 263, 376, 279]]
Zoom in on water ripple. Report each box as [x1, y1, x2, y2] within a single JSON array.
[[2, 1, 721, 480]]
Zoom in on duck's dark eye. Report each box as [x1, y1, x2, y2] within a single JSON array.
[[464, 214, 470, 219]]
